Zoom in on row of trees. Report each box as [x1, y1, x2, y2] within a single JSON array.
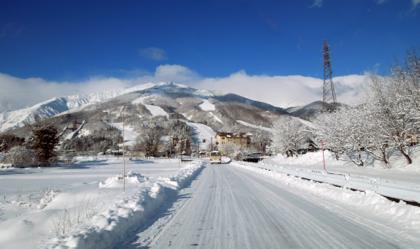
[[316, 52, 419, 166], [61, 127, 122, 155], [272, 52, 419, 167], [1, 125, 59, 167]]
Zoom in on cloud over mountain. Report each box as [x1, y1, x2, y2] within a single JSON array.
[[0, 65, 369, 113]]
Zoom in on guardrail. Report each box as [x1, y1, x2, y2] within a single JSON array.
[[253, 163, 420, 205]]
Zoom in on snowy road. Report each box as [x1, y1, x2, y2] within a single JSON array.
[[126, 165, 407, 249]]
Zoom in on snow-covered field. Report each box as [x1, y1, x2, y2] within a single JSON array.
[[0, 157, 205, 249]]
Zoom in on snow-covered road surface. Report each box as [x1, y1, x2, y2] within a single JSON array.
[[126, 165, 409, 249]]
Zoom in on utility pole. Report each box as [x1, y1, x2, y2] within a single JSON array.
[[322, 41, 337, 104], [121, 105, 126, 192]]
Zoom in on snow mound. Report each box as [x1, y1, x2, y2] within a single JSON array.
[[99, 171, 148, 188], [221, 156, 232, 164]]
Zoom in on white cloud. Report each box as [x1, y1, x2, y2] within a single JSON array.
[[154, 64, 200, 82], [412, 0, 420, 8], [0, 73, 132, 112], [196, 71, 368, 108], [139, 47, 167, 61], [310, 0, 323, 8], [0, 64, 199, 112], [0, 65, 368, 113]]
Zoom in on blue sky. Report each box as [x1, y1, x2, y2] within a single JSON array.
[[0, 0, 419, 81]]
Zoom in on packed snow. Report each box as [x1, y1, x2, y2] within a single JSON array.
[[125, 165, 416, 248], [232, 161, 420, 247]]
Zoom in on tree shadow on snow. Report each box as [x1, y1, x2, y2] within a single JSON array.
[[0, 168, 40, 176], [129, 159, 155, 165], [60, 160, 110, 169]]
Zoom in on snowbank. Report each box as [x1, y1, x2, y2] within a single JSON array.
[[266, 150, 420, 203], [44, 160, 205, 249], [232, 161, 420, 242]]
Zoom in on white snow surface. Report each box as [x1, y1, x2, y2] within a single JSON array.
[[0, 158, 201, 249], [144, 104, 169, 117], [124, 164, 417, 248], [209, 111, 222, 123], [0, 82, 180, 132], [198, 99, 215, 111], [236, 120, 273, 132], [110, 122, 139, 146], [255, 150, 420, 203], [99, 171, 148, 188], [231, 161, 420, 247], [44, 160, 205, 249], [187, 122, 216, 150]]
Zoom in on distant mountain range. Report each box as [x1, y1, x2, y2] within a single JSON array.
[[0, 82, 342, 143]]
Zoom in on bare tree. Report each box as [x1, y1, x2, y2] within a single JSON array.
[[135, 120, 164, 157]]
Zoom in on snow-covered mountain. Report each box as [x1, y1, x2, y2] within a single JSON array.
[[286, 101, 346, 120], [0, 82, 290, 138], [0, 92, 119, 132]]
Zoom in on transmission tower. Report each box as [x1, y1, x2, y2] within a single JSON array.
[[322, 41, 337, 104]]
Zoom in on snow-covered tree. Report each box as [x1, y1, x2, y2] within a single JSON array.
[[366, 53, 420, 165], [313, 52, 419, 166], [314, 106, 372, 166], [272, 117, 308, 157]]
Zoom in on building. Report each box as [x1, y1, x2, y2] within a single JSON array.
[[215, 132, 251, 149]]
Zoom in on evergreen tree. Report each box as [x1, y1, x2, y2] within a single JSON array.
[[32, 125, 59, 166]]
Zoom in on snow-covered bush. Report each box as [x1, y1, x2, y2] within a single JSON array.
[[5, 146, 37, 167]]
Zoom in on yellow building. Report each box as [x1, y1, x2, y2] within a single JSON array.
[[215, 132, 251, 148]]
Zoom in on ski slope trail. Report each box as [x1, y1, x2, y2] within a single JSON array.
[[125, 165, 407, 249]]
